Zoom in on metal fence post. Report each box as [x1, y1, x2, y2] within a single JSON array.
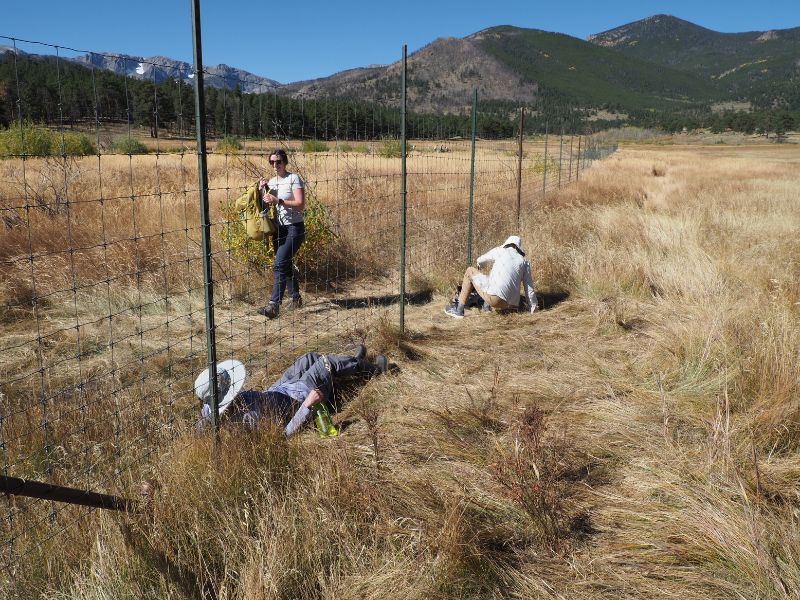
[[467, 88, 477, 266], [558, 126, 563, 188], [576, 135, 582, 181], [515, 106, 524, 228], [542, 121, 548, 200], [399, 44, 407, 334], [568, 134, 574, 183], [191, 0, 219, 440]]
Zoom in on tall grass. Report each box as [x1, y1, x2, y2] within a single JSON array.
[[3, 142, 800, 598]]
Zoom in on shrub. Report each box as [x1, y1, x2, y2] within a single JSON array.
[[526, 154, 560, 175], [336, 142, 353, 152], [0, 122, 96, 158], [216, 136, 242, 155], [302, 139, 328, 153], [378, 137, 402, 158], [219, 186, 336, 273], [110, 136, 149, 155], [58, 132, 96, 156]]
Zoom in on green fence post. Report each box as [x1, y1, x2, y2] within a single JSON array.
[[515, 106, 524, 228], [467, 88, 477, 266], [191, 0, 219, 441], [558, 126, 563, 188], [399, 44, 407, 334], [568, 134, 573, 183], [542, 121, 549, 200]]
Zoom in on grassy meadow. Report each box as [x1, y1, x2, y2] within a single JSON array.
[[2, 140, 799, 598]]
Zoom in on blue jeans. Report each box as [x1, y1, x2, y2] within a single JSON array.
[[271, 222, 305, 304]]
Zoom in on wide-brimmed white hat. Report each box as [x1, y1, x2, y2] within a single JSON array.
[[194, 359, 246, 417], [502, 235, 524, 254]]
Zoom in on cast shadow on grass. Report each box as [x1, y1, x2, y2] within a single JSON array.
[[462, 290, 570, 314], [327, 361, 401, 434], [537, 291, 570, 310], [328, 289, 434, 310]]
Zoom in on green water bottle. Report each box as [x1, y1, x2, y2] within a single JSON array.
[[313, 403, 339, 438]]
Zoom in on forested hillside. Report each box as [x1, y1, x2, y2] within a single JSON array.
[[2, 12, 799, 138], [0, 54, 523, 139]]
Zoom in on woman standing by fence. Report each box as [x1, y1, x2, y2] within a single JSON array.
[[258, 148, 305, 319]]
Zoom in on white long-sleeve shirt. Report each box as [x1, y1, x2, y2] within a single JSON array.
[[476, 246, 537, 312]]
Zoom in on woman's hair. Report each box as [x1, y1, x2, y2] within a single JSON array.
[[269, 148, 289, 164]]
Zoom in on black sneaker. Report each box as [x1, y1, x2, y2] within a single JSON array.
[[465, 291, 483, 309], [257, 302, 279, 319]]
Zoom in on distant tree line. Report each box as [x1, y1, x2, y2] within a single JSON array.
[[633, 107, 798, 136], [1, 53, 796, 139], [704, 109, 796, 136], [0, 55, 523, 140]]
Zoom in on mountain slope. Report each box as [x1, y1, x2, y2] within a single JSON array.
[[473, 26, 718, 110], [283, 26, 719, 114], [72, 52, 281, 92], [0, 46, 280, 93], [283, 36, 539, 113], [588, 14, 800, 97], [3, 14, 798, 126]]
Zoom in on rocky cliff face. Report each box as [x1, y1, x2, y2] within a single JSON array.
[[71, 52, 281, 92]]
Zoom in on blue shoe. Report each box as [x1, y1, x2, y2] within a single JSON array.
[[444, 304, 464, 319]]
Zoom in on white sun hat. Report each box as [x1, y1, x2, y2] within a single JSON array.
[[194, 359, 246, 417], [502, 235, 524, 254]]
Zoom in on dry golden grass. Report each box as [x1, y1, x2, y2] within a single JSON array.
[[0, 138, 560, 592], [3, 141, 799, 598]]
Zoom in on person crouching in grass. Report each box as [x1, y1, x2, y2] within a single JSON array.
[[445, 235, 538, 319]]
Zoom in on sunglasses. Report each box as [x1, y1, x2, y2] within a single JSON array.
[[269, 159, 284, 165]]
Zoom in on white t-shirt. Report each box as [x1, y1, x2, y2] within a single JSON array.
[[476, 245, 537, 312], [268, 172, 304, 225]]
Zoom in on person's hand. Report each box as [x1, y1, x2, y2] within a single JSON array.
[[302, 388, 323, 408], [258, 178, 277, 204]]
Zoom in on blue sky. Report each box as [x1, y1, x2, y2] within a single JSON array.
[[3, 1, 799, 84]]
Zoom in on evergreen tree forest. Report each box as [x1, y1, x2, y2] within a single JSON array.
[[0, 54, 522, 140], [0, 53, 796, 141]]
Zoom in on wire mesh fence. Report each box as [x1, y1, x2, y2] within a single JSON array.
[[0, 31, 616, 582]]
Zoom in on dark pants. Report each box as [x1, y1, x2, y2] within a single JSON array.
[[277, 352, 381, 400], [271, 222, 305, 304], [233, 353, 380, 428]]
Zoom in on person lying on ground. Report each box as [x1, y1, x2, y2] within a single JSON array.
[[445, 235, 537, 319], [194, 345, 387, 436]]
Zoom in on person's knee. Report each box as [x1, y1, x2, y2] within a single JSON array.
[[274, 259, 292, 275]]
